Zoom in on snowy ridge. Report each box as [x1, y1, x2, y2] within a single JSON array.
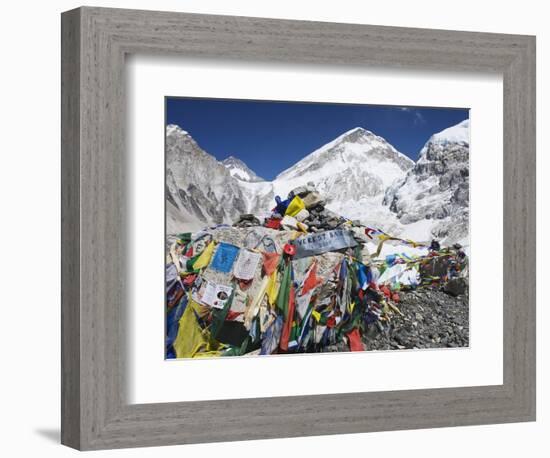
[[420, 118, 469, 154], [166, 124, 188, 136], [431, 119, 469, 145], [384, 119, 470, 244], [166, 120, 470, 245]]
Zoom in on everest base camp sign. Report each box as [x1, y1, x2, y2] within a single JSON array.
[[292, 229, 357, 259]]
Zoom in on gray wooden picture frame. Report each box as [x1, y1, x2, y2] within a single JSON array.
[[61, 6, 536, 451]]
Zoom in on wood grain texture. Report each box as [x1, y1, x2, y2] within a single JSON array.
[[60, 6, 536, 450], [60, 8, 81, 449]]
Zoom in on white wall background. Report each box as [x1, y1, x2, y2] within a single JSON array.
[[0, 0, 546, 456]]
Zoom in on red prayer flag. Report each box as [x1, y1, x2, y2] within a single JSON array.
[[301, 262, 321, 296], [265, 217, 282, 230], [326, 316, 336, 328], [262, 252, 280, 276], [347, 328, 364, 352], [182, 273, 197, 287]]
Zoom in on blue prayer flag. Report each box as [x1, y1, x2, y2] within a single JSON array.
[[210, 243, 240, 273]]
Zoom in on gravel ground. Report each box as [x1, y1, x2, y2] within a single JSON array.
[[364, 287, 469, 351]]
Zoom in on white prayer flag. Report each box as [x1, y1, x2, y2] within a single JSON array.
[[233, 249, 261, 280]]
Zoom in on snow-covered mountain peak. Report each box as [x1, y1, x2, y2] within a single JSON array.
[[311, 126, 395, 156], [166, 124, 188, 137], [417, 119, 470, 164], [430, 119, 469, 146], [222, 155, 265, 182], [337, 126, 374, 140], [269, 127, 416, 221], [276, 126, 413, 184], [384, 118, 470, 244]]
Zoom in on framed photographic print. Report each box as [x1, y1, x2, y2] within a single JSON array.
[[61, 6, 536, 450]]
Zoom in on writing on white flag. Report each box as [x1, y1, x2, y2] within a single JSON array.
[[292, 229, 357, 259]]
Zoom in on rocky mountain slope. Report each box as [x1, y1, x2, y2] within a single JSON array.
[[383, 119, 470, 244], [166, 125, 249, 234], [166, 120, 470, 244]]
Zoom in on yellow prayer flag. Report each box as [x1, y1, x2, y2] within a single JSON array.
[[192, 241, 215, 270], [266, 270, 280, 306], [285, 196, 305, 217], [173, 301, 222, 358]]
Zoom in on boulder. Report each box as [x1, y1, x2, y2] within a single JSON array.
[[288, 185, 315, 198], [301, 191, 325, 209], [234, 214, 261, 227], [443, 277, 468, 297]]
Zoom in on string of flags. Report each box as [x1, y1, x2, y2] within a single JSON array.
[[166, 185, 468, 359]]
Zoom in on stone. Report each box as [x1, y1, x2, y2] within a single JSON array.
[[288, 185, 314, 198], [281, 215, 299, 231], [233, 214, 261, 227], [294, 208, 310, 222], [443, 277, 468, 297], [301, 191, 325, 209]]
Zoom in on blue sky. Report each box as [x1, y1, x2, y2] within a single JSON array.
[[166, 97, 469, 181]]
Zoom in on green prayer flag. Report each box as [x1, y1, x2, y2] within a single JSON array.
[[186, 253, 202, 272], [276, 261, 292, 318], [210, 288, 234, 339], [177, 232, 192, 244]]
